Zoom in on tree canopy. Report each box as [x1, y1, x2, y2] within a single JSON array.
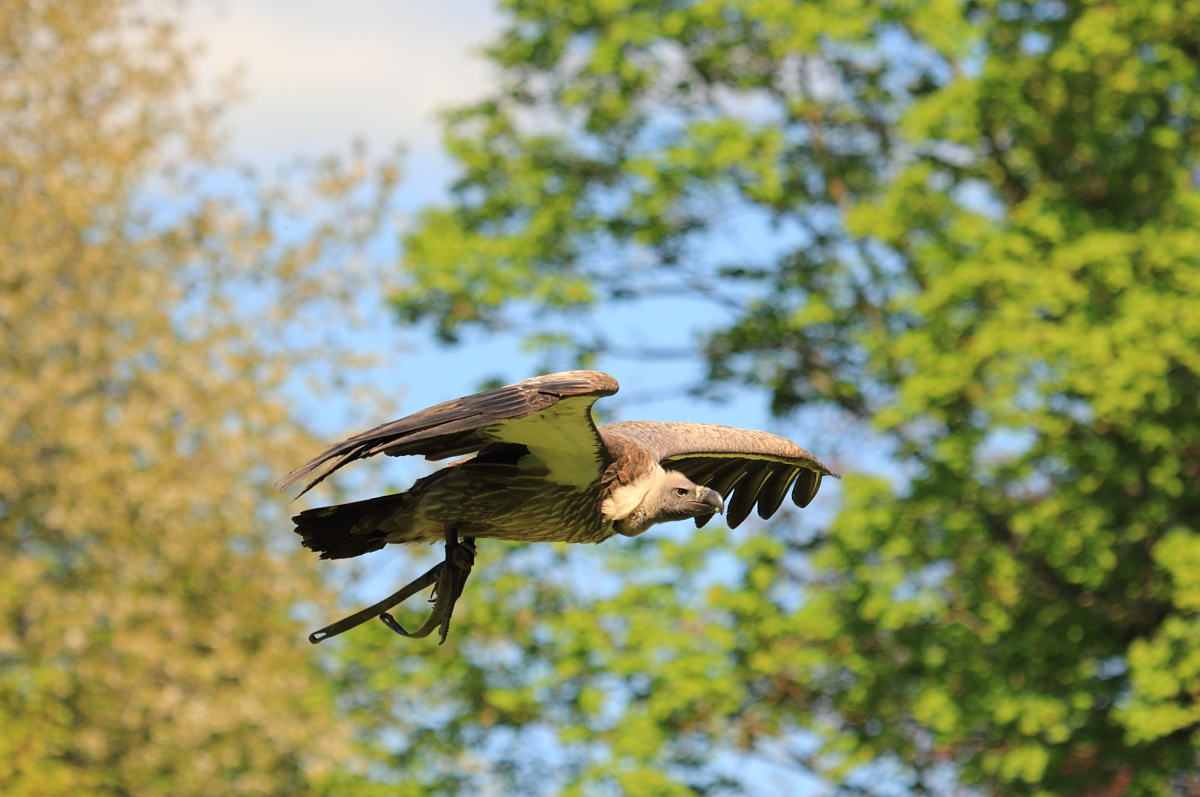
[[369, 0, 1200, 794]]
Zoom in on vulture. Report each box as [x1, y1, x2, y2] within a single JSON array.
[[279, 370, 837, 644]]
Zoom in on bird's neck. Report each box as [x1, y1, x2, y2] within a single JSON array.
[[612, 506, 658, 538], [600, 463, 667, 534]]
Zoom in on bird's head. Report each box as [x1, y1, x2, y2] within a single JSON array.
[[648, 470, 725, 524]]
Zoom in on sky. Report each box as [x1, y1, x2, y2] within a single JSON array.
[[185, 0, 794, 427], [184, 0, 851, 559], [190, 0, 500, 166]]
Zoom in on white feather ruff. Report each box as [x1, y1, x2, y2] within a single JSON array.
[[599, 463, 669, 521]]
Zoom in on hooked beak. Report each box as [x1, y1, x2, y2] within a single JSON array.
[[699, 488, 724, 515]]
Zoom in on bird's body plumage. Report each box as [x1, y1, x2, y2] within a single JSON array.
[[281, 371, 837, 561]]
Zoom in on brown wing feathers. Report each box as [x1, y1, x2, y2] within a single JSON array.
[[280, 370, 834, 533], [599, 420, 838, 529], [278, 371, 619, 497]]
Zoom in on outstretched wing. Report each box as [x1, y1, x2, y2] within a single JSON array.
[[279, 371, 620, 497], [598, 421, 838, 529]]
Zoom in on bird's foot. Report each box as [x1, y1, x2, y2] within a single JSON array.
[[307, 530, 476, 645], [378, 530, 476, 644]]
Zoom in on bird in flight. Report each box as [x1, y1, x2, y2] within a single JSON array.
[[279, 371, 836, 644]]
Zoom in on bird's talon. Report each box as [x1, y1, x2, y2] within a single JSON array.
[[306, 560, 444, 644], [450, 539, 476, 571], [379, 611, 415, 637]]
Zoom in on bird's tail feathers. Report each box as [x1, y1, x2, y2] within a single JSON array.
[[292, 493, 410, 560]]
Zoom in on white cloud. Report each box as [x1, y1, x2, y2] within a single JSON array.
[[189, 0, 503, 165]]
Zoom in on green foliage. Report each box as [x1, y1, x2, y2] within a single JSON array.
[[380, 0, 1200, 794]]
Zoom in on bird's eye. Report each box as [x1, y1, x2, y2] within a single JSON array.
[[675, 487, 688, 496]]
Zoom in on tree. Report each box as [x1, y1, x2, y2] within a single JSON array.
[[0, 1, 399, 794], [359, 0, 1200, 794]]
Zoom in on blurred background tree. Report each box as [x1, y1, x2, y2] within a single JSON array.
[[0, 1, 400, 794], [357, 0, 1200, 795]]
